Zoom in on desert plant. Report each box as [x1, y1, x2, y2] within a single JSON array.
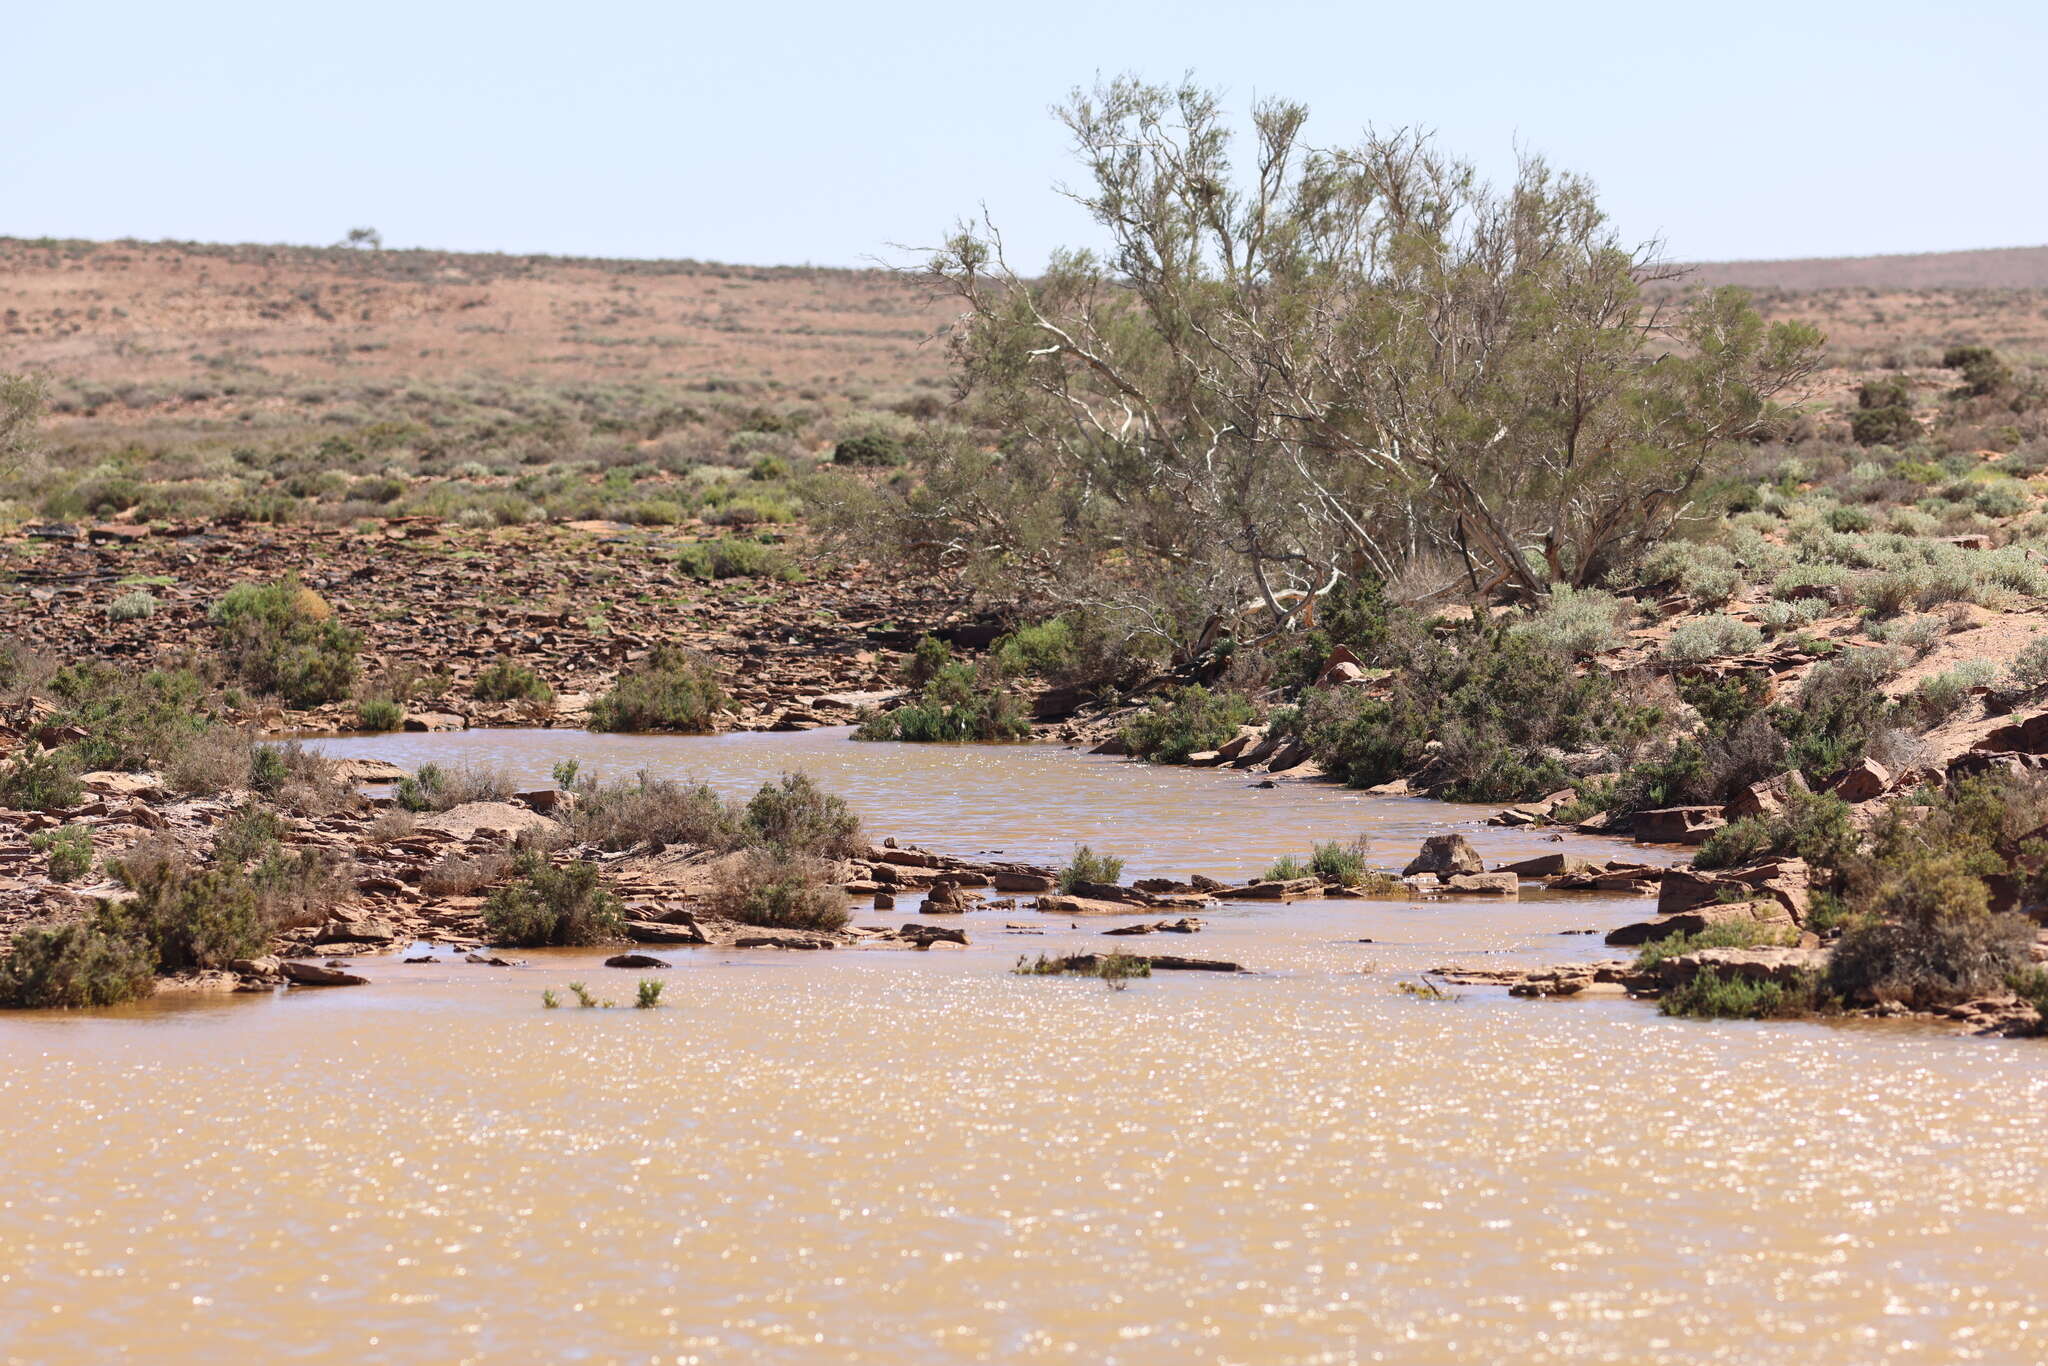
[[854, 660, 1030, 742], [0, 745, 83, 812], [568, 770, 736, 851], [587, 645, 728, 732], [1660, 967, 1813, 1019], [1122, 686, 1258, 764], [106, 590, 159, 622], [482, 853, 623, 947], [636, 979, 665, 1009], [208, 575, 361, 706], [471, 659, 554, 704], [741, 771, 861, 857], [355, 697, 404, 731], [1059, 845, 1126, 892], [29, 825, 93, 882], [1265, 853, 1309, 881], [1308, 837, 1372, 887], [1663, 616, 1764, 662], [0, 923, 155, 1008], [703, 850, 851, 932]]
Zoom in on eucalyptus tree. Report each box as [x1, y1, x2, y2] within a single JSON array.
[[891, 77, 1821, 650]]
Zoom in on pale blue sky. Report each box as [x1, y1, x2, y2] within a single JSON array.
[[7, 0, 2044, 269]]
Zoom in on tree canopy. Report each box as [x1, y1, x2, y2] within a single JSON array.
[[850, 77, 1823, 661]]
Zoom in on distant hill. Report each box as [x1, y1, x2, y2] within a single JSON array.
[[1668, 244, 2048, 292]]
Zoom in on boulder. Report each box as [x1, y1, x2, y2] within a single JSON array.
[[990, 871, 1057, 893], [333, 758, 410, 784], [1402, 834, 1483, 877], [1652, 945, 1827, 989], [1605, 898, 1795, 947], [623, 919, 708, 945], [898, 923, 967, 947], [1498, 853, 1606, 879], [1828, 758, 1892, 804], [280, 960, 370, 987], [514, 788, 573, 815], [1723, 771, 1809, 822], [1231, 876, 1324, 900], [402, 711, 467, 732], [415, 802, 561, 843], [604, 953, 669, 969], [1033, 894, 1144, 915], [1441, 872, 1518, 897], [1632, 806, 1726, 845], [78, 771, 164, 799]]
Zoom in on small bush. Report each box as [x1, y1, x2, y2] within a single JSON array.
[[568, 770, 737, 851], [355, 697, 404, 731], [420, 851, 513, 897], [482, 852, 624, 947], [704, 850, 850, 932], [674, 538, 795, 582], [208, 575, 362, 707], [1692, 789, 1858, 872], [1308, 837, 1372, 887], [1661, 968, 1812, 1020], [2006, 636, 2048, 691], [1663, 616, 1764, 662], [854, 660, 1030, 742], [1059, 845, 1125, 892], [587, 645, 728, 733], [1511, 587, 1630, 657], [107, 590, 159, 622], [1265, 853, 1309, 881], [636, 979, 665, 1009], [742, 772, 861, 857], [1121, 686, 1257, 763], [101, 858, 268, 971], [0, 923, 155, 1008], [471, 659, 554, 704], [30, 825, 93, 882], [832, 433, 903, 466], [0, 746, 83, 812]]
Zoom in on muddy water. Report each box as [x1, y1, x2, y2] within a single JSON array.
[[3, 735, 2046, 1365]]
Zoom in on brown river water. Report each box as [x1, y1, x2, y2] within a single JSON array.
[[3, 729, 2045, 1365]]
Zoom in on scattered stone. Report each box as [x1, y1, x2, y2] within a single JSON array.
[[1402, 834, 1483, 877], [280, 960, 370, 986]]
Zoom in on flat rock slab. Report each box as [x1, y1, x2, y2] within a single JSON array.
[[415, 802, 562, 842], [281, 960, 370, 986]]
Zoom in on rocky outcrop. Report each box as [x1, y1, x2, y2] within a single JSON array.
[[1402, 834, 1483, 877]]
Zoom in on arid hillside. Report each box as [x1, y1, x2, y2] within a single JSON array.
[[0, 237, 957, 417]]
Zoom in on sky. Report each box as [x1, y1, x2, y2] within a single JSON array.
[[6, 0, 2045, 271]]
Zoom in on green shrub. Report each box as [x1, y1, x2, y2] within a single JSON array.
[[854, 661, 1030, 742], [674, 538, 796, 581], [587, 646, 729, 732], [1633, 919, 1800, 971], [1265, 853, 1309, 881], [832, 433, 903, 466], [1692, 789, 1857, 872], [899, 635, 954, 687], [1943, 344, 2012, 397], [1308, 837, 1371, 887], [208, 575, 361, 706], [1121, 686, 1257, 763], [471, 658, 554, 704], [2007, 636, 2048, 691], [0, 746, 83, 812], [0, 923, 155, 1008], [1510, 587, 1629, 656], [101, 859, 268, 971], [355, 698, 404, 731], [1850, 378, 1919, 447], [107, 590, 159, 622], [636, 979, 665, 1009], [43, 662, 217, 773], [30, 825, 93, 882], [567, 770, 737, 851], [991, 618, 1079, 678], [483, 853, 624, 947], [1660, 968, 1811, 1019], [742, 772, 862, 857], [1663, 615, 1764, 662], [1775, 649, 1901, 779], [704, 850, 850, 932], [1059, 845, 1125, 892]]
